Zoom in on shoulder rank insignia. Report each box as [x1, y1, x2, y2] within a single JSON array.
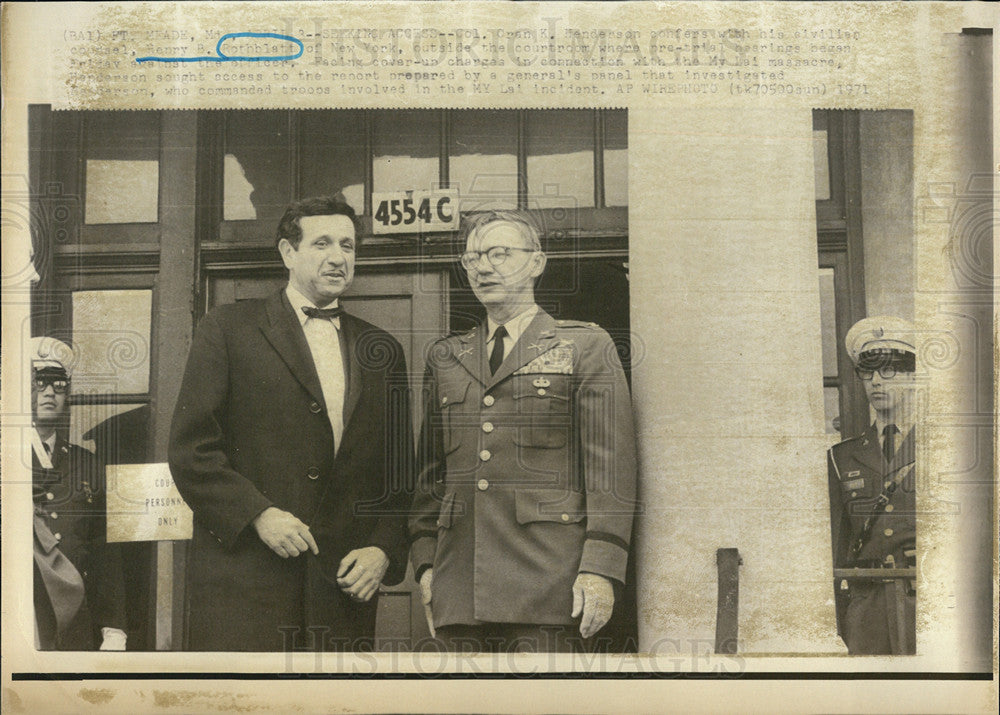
[[514, 345, 574, 375]]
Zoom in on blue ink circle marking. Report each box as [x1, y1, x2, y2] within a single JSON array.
[[136, 31, 304, 64]]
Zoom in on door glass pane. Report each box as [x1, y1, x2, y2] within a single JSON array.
[[71, 289, 152, 395], [300, 110, 367, 215], [823, 387, 841, 437], [819, 268, 838, 377], [224, 111, 292, 222], [526, 110, 594, 209], [449, 110, 517, 211], [373, 111, 440, 193], [604, 110, 628, 207], [84, 113, 160, 224], [813, 129, 830, 201]]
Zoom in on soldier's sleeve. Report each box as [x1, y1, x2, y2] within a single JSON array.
[[827, 446, 849, 638], [574, 327, 638, 585], [168, 309, 272, 550], [408, 360, 447, 582]]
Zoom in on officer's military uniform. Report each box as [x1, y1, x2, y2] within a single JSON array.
[[409, 309, 637, 631], [33, 434, 127, 650], [828, 421, 916, 654]]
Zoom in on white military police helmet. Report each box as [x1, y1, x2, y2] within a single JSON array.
[[30, 336, 75, 378], [844, 316, 916, 365]]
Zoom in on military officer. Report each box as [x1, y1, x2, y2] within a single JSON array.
[[409, 209, 638, 652], [827, 316, 917, 655], [31, 337, 127, 650]]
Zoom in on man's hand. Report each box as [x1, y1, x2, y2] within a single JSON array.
[[99, 627, 127, 651], [418, 568, 435, 638], [252, 507, 319, 558], [571, 573, 615, 639], [336, 546, 389, 603]]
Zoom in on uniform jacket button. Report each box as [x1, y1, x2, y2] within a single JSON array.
[[46, 492, 55, 501], [479, 449, 492, 462], [309, 401, 322, 414], [307, 467, 321, 480], [50, 512, 58, 519], [483, 395, 495, 407], [477, 479, 489, 491], [884, 528, 894, 537], [54, 533, 62, 541], [482, 422, 494, 433]]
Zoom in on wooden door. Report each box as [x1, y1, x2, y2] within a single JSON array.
[[206, 268, 447, 650]]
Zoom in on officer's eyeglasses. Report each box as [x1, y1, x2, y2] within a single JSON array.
[[33, 376, 69, 394], [854, 352, 915, 381], [461, 246, 535, 270]]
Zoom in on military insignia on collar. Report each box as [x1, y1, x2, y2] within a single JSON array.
[[514, 346, 574, 375], [457, 347, 474, 358], [842, 478, 865, 491]]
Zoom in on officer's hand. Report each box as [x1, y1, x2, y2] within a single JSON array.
[[99, 627, 127, 651], [419, 568, 435, 638], [571, 573, 614, 639], [337, 547, 389, 603], [252, 507, 319, 558]]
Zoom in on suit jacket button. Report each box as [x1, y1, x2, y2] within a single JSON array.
[[307, 467, 320, 480], [309, 401, 322, 414]]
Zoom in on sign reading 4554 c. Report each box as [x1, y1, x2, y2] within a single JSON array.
[[372, 189, 458, 235]]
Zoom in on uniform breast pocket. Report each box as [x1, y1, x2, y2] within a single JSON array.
[[436, 381, 470, 454], [512, 374, 571, 449]]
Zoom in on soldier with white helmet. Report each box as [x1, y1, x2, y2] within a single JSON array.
[[30, 337, 127, 650], [827, 317, 917, 654]]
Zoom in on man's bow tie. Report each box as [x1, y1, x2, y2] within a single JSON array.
[[302, 305, 344, 320]]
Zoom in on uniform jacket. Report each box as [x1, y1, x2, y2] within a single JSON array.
[[169, 290, 412, 651], [409, 309, 638, 628], [827, 423, 916, 653], [33, 435, 126, 650]]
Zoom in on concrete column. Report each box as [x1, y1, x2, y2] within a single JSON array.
[[632, 108, 841, 654]]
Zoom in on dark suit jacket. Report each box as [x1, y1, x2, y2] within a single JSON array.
[[169, 290, 412, 651], [33, 435, 127, 650], [409, 309, 638, 628]]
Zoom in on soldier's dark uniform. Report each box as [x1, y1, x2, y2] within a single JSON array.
[[33, 433, 127, 650], [828, 423, 916, 655]]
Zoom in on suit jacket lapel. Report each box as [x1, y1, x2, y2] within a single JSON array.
[[339, 313, 363, 430], [854, 423, 885, 474], [488, 310, 560, 388], [453, 324, 487, 385], [260, 290, 326, 408]]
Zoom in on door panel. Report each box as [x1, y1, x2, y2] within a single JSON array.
[[206, 268, 447, 650]]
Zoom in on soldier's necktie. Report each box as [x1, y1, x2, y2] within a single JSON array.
[[882, 423, 898, 463], [489, 325, 508, 375]]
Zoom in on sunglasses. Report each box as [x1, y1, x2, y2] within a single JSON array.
[[33, 376, 69, 394]]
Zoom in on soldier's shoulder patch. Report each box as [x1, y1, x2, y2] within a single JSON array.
[[556, 319, 600, 330]]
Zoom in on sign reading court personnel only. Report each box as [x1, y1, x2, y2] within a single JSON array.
[[371, 189, 459, 235], [106, 463, 193, 542]]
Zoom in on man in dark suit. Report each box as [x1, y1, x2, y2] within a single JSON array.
[[409, 210, 638, 652], [828, 316, 917, 654], [31, 337, 127, 650], [169, 196, 412, 652]]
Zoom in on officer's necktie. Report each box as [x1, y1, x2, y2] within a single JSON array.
[[882, 423, 898, 463], [489, 325, 508, 375]]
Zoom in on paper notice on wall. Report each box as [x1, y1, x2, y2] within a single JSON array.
[[106, 463, 193, 542]]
